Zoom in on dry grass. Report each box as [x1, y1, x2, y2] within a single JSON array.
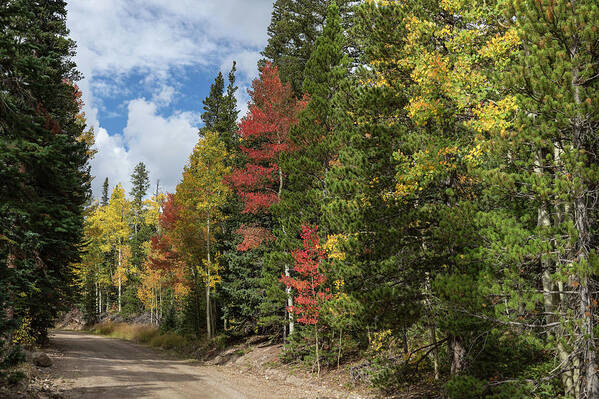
[[149, 332, 188, 351], [90, 322, 191, 353]]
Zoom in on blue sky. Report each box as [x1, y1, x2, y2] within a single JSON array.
[[66, 0, 274, 197]]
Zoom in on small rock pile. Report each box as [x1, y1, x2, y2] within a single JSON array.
[[54, 309, 85, 331]]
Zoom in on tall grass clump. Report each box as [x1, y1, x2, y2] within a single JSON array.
[[90, 322, 191, 354]]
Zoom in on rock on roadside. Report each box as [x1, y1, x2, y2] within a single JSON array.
[[32, 352, 53, 368]]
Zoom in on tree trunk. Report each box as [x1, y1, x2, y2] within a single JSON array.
[[6, 252, 16, 343], [570, 32, 599, 398], [278, 163, 294, 337], [118, 243, 122, 313], [575, 197, 599, 398], [285, 264, 294, 336], [430, 325, 440, 381], [315, 325, 320, 377], [206, 211, 213, 340], [118, 276, 122, 313], [337, 328, 343, 370], [449, 335, 466, 375]]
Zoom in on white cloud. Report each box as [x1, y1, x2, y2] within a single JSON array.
[[90, 128, 132, 196], [90, 97, 200, 196], [152, 84, 177, 107], [66, 0, 275, 197]]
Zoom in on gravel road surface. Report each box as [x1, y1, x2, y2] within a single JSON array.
[[50, 331, 313, 399]]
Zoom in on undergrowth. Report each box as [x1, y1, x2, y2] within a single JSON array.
[[90, 322, 194, 355]]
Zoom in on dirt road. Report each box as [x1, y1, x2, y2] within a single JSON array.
[[49, 331, 338, 399]]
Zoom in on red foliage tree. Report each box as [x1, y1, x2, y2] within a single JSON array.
[[234, 225, 275, 251], [280, 224, 331, 325], [148, 194, 183, 275], [229, 62, 306, 215], [229, 62, 306, 251], [280, 224, 331, 375]]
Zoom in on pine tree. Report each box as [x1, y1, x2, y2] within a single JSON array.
[[261, 0, 357, 97], [130, 162, 150, 211], [322, 0, 416, 349], [216, 62, 240, 153], [271, 1, 346, 344], [200, 63, 239, 153], [277, 0, 346, 235], [476, 0, 599, 396], [0, 0, 90, 344], [101, 178, 110, 206], [384, 0, 515, 379], [126, 162, 151, 314], [201, 72, 225, 132]]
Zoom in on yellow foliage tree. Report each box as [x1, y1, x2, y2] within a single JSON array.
[[176, 131, 231, 339], [90, 183, 131, 312]]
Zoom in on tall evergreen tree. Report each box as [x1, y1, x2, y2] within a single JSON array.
[[130, 162, 150, 211], [126, 162, 151, 314], [476, 0, 599, 396], [277, 1, 346, 235], [0, 0, 90, 344], [322, 0, 415, 349], [201, 72, 225, 132], [101, 178, 110, 206], [200, 63, 239, 153], [261, 0, 357, 97], [216, 62, 240, 153], [271, 1, 347, 345]]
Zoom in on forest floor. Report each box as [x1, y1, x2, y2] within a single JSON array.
[[34, 330, 377, 399]]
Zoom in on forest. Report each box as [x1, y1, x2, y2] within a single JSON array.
[[2, 0, 599, 398]]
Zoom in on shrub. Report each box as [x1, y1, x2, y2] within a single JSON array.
[[91, 321, 193, 355], [92, 321, 115, 335], [160, 305, 177, 333], [150, 332, 187, 351], [12, 315, 36, 350], [446, 376, 485, 399], [134, 326, 160, 344]]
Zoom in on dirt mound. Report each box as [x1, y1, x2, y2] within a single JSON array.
[[54, 309, 85, 331]]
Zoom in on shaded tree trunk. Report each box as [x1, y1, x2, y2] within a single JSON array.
[[449, 335, 465, 375]]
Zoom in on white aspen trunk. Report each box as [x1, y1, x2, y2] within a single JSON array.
[[118, 276, 121, 313], [118, 243, 122, 312], [424, 272, 440, 380], [150, 287, 154, 325], [277, 157, 294, 337], [95, 281, 99, 315], [206, 211, 212, 340], [315, 325, 320, 377], [337, 328, 343, 370], [285, 265, 294, 336], [430, 325, 440, 381], [106, 285, 110, 311]]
